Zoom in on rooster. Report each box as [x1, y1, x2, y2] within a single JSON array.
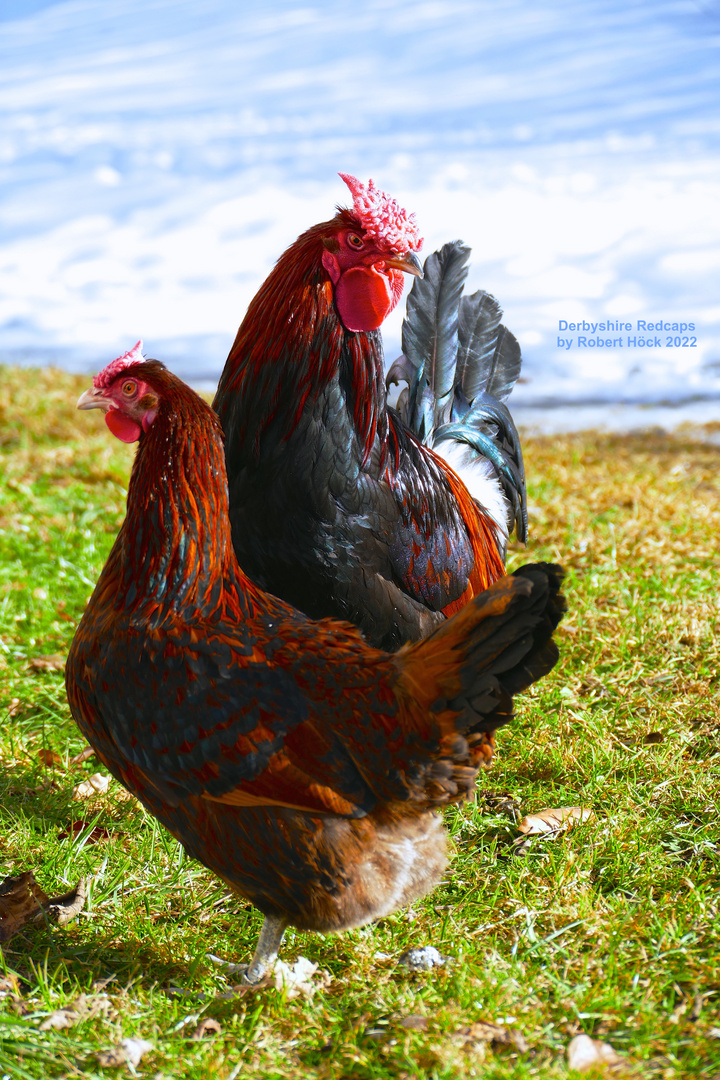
[[213, 174, 526, 653], [66, 343, 564, 983]]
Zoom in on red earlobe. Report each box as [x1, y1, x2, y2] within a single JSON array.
[[321, 248, 341, 284]]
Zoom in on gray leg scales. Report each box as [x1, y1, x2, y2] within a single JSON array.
[[241, 914, 289, 985]]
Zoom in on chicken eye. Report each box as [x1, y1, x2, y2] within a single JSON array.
[[121, 380, 137, 397], [347, 233, 364, 249]]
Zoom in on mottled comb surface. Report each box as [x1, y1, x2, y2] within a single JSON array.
[[339, 174, 423, 252], [94, 340, 144, 388]]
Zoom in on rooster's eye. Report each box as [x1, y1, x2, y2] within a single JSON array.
[[347, 233, 364, 249], [121, 380, 137, 397]]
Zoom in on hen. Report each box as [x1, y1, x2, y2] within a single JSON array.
[[66, 343, 564, 983], [213, 174, 526, 653]]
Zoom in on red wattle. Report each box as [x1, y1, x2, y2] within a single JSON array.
[[105, 409, 142, 443], [334, 265, 394, 332]]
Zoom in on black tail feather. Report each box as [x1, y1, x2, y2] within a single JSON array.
[[457, 293, 522, 404], [444, 562, 565, 736], [386, 239, 527, 542]]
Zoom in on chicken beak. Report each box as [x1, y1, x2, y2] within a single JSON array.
[[382, 250, 424, 278], [77, 386, 111, 412]]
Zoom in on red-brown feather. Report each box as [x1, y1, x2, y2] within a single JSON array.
[[218, 214, 386, 467]]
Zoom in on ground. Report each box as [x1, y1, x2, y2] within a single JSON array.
[[0, 366, 719, 1078]]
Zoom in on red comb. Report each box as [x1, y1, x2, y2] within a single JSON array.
[[339, 174, 423, 252], [94, 340, 145, 389]]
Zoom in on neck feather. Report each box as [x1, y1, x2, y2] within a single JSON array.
[[214, 217, 388, 466], [118, 373, 243, 622]]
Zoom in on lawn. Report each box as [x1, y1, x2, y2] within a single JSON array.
[[0, 364, 719, 1079]]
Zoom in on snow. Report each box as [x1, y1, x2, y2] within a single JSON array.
[[1, 0, 719, 428]]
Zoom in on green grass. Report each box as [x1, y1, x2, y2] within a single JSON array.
[[1, 364, 719, 1078]]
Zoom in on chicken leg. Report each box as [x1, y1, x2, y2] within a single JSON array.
[[241, 913, 289, 985]]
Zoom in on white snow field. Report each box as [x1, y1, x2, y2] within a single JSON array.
[[1, 0, 719, 428]]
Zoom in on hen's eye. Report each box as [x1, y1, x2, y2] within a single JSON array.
[[122, 380, 137, 397], [347, 233, 364, 249]]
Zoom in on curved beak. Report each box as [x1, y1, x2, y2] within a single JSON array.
[[77, 386, 111, 412], [383, 250, 424, 278]]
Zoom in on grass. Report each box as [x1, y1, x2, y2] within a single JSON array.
[[0, 363, 719, 1078]]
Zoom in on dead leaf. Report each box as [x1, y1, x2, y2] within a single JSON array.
[[579, 676, 611, 699], [0, 872, 48, 942], [39, 1009, 77, 1032], [28, 654, 65, 673], [643, 731, 665, 746], [40, 993, 112, 1031], [0, 973, 27, 1014], [481, 791, 522, 821], [95, 1046, 129, 1068], [7, 698, 26, 718], [0, 974, 21, 997], [191, 1017, 222, 1039], [207, 952, 330, 999], [459, 1020, 529, 1053], [69, 745, 96, 767], [0, 872, 88, 941], [37, 748, 63, 769], [58, 820, 113, 844], [398, 946, 447, 971], [517, 807, 593, 836], [398, 1014, 428, 1031], [567, 1033, 622, 1072], [97, 1038, 153, 1069], [9, 778, 59, 797], [112, 786, 139, 803], [73, 772, 110, 799], [121, 1038, 154, 1067], [272, 956, 332, 999]]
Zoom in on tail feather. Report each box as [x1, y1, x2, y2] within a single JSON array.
[[386, 239, 527, 542], [396, 562, 565, 739], [456, 291, 502, 402], [415, 384, 436, 446], [343, 564, 565, 813], [458, 298, 522, 404], [396, 241, 470, 436], [435, 393, 527, 544]]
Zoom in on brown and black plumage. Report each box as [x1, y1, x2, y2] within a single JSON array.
[[66, 346, 564, 982], [213, 175, 527, 654]]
